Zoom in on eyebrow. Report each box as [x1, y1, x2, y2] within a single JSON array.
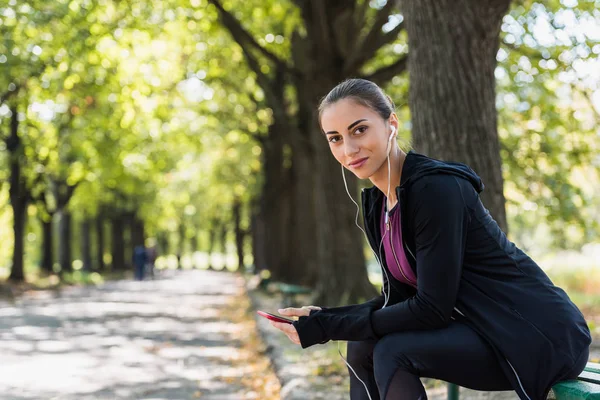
[[325, 119, 368, 135]]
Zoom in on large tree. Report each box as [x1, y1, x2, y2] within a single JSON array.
[[404, 0, 512, 233], [208, 0, 409, 304]]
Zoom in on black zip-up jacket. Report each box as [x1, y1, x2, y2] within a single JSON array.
[[293, 150, 591, 400]]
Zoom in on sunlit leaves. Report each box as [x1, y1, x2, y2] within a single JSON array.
[[498, 0, 600, 250]]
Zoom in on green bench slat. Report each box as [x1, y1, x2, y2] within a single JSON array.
[[579, 370, 600, 385], [450, 362, 600, 400], [585, 363, 600, 375], [552, 362, 600, 400], [552, 380, 600, 399]]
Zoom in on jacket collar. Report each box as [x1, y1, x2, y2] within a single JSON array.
[[361, 150, 485, 219]]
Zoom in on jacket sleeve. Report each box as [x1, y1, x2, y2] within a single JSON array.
[[370, 175, 472, 336], [292, 295, 384, 349]]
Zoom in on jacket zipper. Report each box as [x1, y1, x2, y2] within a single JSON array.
[[453, 306, 532, 400]]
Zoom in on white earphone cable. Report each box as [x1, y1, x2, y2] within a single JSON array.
[[340, 162, 390, 308]]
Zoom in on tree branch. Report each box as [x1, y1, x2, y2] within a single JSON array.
[[571, 82, 600, 121], [208, 0, 293, 73], [359, 55, 408, 86], [502, 40, 545, 62], [0, 63, 49, 106], [0, 84, 21, 106], [344, 0, 403, 75]]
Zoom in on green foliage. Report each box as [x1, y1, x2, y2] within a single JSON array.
[[497, 0, 600, 251], [1, 0, 599, 278]]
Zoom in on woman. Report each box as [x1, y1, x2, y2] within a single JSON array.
[[267, 79, 591, 400]]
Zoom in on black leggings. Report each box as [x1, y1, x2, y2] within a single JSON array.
[[346, 321, 513, 400]]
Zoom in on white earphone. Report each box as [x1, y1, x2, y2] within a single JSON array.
[[386, 126, 396, 154]]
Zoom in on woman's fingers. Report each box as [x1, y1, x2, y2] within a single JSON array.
[[270, 320, 296, 334], [277, 307, 307, 317], [268, 320, 300, 344], [278, 305, 321, 317], [285, 332, 300, 345]]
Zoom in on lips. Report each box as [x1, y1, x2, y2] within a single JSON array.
[[349, 157, 368, 168]]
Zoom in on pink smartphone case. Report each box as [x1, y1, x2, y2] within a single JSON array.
[[257, 310, 294, 324]]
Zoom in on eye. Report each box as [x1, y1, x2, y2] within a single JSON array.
[[353, 126, 367, 135], [328, 135, 342, 143]]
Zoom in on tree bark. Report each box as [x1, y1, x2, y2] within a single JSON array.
[[219, 223, 227, 267], [95, 212, 105, 271], [261, 121, 294, 282], [403, 0, 511, 233], [7, 105, 27, 282], [111, 215, 125, 271], [58, 210, 72, 274], [40, 217, 54, 273], [157, 232, 169, 257], [207, 221, 217, 270], [81, 217, 92, 272], [232, 198, 245, 271], [177, 222, 185, 269], [250, 203, 265, 274], [189, 224, 198, 254]]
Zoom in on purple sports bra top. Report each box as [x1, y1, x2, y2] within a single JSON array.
[[380, 198, 417, 288]]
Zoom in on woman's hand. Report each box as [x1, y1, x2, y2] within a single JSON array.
[[268, 306, 322, 345]]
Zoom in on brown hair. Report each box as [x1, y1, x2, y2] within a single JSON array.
[[318, 78, 396, 126]]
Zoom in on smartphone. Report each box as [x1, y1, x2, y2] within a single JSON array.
[[257, 310, 295, 324]]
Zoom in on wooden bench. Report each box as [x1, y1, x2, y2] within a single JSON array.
[[446, 362, 600, 400], [271, 282, 312, 308]]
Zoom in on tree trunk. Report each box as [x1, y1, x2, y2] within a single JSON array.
[[157, 232, 169, 257], [207, 222, 217, 270], [219, 223, 227, 268], [95, 212, 105, 271], [40, 217, 54, 273], [58, 210, 72, 273], [189, 225, 198, 255], [111, 215, 125, 271], [177, 222, 185, 269], [286, 132, 321, 287], [404, 0, 511, 233], [9, 200, 27, 282], [232, 198, 245, 271], [250, 205, 265, 274], [304, 97, 377, 305], [7, 105, 27, 282], [261, 120, 294, 282], [81, 217, 92, 272], [291, 29, 377, 305]]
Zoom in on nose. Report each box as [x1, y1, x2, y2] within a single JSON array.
[[344, 138, 360, 157]]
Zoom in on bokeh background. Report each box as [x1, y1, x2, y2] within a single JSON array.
[[0, 1, 599, 397]]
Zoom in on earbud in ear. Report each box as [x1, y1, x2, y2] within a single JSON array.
[[388, 126, 396, 142]]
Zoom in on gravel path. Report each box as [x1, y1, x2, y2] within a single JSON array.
[[0, 269, 596, 400], [0, 270, 278, 400]]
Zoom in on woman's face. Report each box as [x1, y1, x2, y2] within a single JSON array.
[[320, 98, 393, 180]]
